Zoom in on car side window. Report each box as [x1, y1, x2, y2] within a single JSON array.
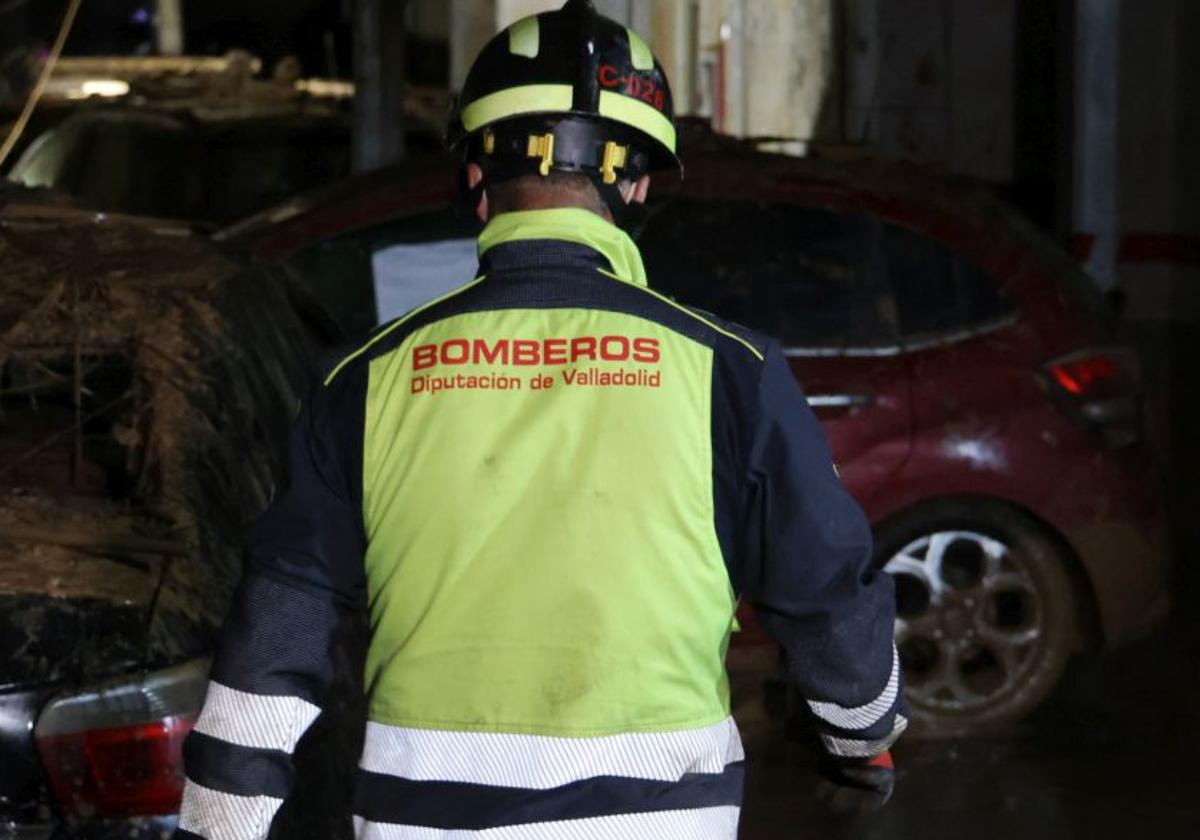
[[882, 221, 1012, 342], [284, 205, 481, 339], [208, 133, 351, 224], [639, 199, 896, 351]]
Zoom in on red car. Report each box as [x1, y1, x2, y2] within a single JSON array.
[[222, 128, 1167, 733]]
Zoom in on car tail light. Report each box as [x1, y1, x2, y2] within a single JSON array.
[[34, 659, 208, 819], [1043, 348, 1142, 448]]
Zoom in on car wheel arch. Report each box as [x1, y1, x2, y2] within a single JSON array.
[[870, 493, 1103, 653]]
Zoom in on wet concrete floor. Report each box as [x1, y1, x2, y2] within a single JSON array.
[[741, 630, 1199, 839], [740, 325, 1200, 839]]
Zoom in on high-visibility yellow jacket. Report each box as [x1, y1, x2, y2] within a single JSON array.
[[177, 209, 905, 840]]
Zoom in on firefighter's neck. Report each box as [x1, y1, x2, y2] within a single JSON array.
[[490, 182, 613, 220], [466, 164, 648, 224]]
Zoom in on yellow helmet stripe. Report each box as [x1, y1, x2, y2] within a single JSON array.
[[598, 90, 677, 153], [508, 16, 540, 58], [626, 27, 654, 71], [461, 84, 574, 133]]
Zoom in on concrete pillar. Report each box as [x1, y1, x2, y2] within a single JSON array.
[[353, 0, 409, 171], [647, 0, 697, 114], [843, 0, 881, 143], [723, 0, 747, 135], [450, 0, 498, 90], [747, 0, 833, 148], [411, 1, 451, 40], [156, 0, 184, 56], [694, 0, 733, 122], [1073, 0, 1121, 291], [843, 0, 1014, 178], [496, 0, 559, 26], [1109, 0, 1200, 319], [948, 0, 1014, 180], [691, 0, 833, 145]]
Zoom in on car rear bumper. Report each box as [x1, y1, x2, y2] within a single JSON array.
[[3, 815, 177, 839], [1066, 503, 1170, 647], [49, 816, 178, 839], [3, 824, 53, 840]]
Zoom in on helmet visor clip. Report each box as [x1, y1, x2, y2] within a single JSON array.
[[527, 132, 556, 176], [601, 141, 629, 185]]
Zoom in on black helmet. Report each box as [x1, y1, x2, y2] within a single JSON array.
[[447, 0, 682, 194]]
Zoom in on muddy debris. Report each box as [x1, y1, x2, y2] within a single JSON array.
[[0, 201, 317, 677]]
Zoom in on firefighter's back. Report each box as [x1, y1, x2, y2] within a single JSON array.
[[362, 298, 736, 737], [329, 213, 751, 836]]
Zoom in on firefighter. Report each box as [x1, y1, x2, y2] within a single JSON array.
[[176, 2, 905, 837]]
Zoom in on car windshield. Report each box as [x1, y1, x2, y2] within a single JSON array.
[[72, 116, 206, 219], [639, 197, 897, 350]]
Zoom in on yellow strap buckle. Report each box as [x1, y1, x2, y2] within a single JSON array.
[[526, 132, 555, 176], [600, 141, 629, 185]]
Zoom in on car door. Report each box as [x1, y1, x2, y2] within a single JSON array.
[[638, 198, 912, 506], [880, 218, 1021, 480]]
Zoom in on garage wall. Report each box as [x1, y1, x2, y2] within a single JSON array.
[[843, 0, 1015, 181], [1096, 0, 1200, 318]]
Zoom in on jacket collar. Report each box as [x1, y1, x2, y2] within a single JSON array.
[[477, 208, 648, 287]]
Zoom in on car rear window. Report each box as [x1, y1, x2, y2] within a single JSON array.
[[284, 204, 479, 338], [638, 198, 897, 350], [882, 221, 1014, 340], [999, 206, 1114, 328]]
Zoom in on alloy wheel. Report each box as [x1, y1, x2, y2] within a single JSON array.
[[885, 530, 1045, 714]]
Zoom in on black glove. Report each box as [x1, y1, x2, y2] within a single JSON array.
[[816, 750, 895, 815]]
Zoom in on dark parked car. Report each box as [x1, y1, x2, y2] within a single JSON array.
[[0, 200, 338, 836], [6, 103, 357, 227], [224, 127, 1167, 733]]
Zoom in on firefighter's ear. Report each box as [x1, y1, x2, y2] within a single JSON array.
[[466, 163, 489, 222], [620, 175, 650, 206]]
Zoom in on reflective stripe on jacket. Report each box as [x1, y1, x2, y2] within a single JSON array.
[[176, 208, 905, 840]]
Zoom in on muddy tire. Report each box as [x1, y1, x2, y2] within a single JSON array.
[[875, 499, 1079, 736]]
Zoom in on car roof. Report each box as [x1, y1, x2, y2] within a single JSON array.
[[228, 124, 1021, 261]]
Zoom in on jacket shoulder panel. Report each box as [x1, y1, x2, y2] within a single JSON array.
[[323, 276, 487, 387], [680, 304, 772, 363], [612, 271, 769, 364]]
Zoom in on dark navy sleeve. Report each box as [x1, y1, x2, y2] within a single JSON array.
[[736, 344, 907, 758], [177, 368, 368, 840]]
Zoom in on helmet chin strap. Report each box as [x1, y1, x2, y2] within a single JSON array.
[[454, 162, 488, 221], [596, 180, 649, 240]]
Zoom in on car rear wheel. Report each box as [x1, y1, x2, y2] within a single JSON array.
[[876, 500, 1079, 734]]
